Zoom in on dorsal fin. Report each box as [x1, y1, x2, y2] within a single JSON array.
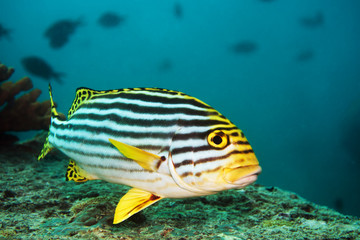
[[67, 87, 213, 119], [68, 87, 94, 119], [68, 87, 125, 119]]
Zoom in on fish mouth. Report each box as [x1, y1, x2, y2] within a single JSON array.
[[223, 165, 262, 187]]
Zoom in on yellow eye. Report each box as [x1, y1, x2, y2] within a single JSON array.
[[207, 130, 228, 149]]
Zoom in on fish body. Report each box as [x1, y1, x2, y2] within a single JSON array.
[[300, 11, 324, 28], [231, 41, 258, 54], [44, 19, 82, 49], [39, 86, 261, 223], [98, 12, 125, 28], [174, 3, 183, 19], [21, 56, 63, 83], [0, 23, 11, 41]]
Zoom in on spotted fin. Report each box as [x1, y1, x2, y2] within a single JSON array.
[[66, 159, 94, 182], [68, 87, 123, 119], [67, 88, 95, 119], [109, 138, 162, 171], [113, 188, 162, 224]]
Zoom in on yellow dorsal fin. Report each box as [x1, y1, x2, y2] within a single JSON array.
[[65, 159, 95, 182], [109, 138, 162, 171], [113, 188, 162, 224]]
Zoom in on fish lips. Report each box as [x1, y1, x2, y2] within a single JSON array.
[[222, 165, 262, 187]]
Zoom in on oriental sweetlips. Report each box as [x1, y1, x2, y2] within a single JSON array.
[[38, 85, 261, 224]]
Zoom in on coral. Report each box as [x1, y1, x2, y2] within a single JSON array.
[[0, 62, 14, 82], [0, 62, 51, 133]]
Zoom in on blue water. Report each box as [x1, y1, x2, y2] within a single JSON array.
[[1, 0, 359, 217]]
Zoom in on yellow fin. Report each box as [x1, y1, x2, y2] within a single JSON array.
[[109, 138, 162, 171], [38, 134, 53, 161], [67, 88, 95, 119], [66, 159, 91, 182], [113, 188, 162, 224], [38, 84, 59, 161]]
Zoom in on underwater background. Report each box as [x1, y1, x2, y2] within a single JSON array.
[[1, 0, 359, 219]]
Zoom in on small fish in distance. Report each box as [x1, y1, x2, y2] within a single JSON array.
[[231, 41, 258, 54], [174, 3, 183, 19], [44, 18, 83, 49], [158, 59, 172, 72], [300, 11, 324, 28], [38, 85, 261, 224], [21, 56, 64, 83], [98, 12, 125, 28], [0, 23, 11, 41], [295, 49, 314, 62]]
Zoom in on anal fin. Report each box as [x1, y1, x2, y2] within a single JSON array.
[[113, 188, 163, 224], [66, 159, 93, 182]]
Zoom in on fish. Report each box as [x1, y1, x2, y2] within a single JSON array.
[[38, 85, 261, 224], [21, 56, 64, 83], [295, 49, 314, 62], [0, 23, 11, 41], [174, 3, 183, 19], [98, 12, 125, 28], [158, 59, 172, 72], [300, 11, 324, 28], [231, 41, 258, 55], [44, 18, 82, 49]]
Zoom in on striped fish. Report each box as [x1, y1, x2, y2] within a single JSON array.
[[38, 85, 261, 224]]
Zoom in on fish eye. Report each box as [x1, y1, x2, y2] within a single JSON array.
[[207, 130, 228, 149]]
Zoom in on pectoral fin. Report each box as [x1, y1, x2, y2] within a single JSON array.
[[113, 188, 162, 224], [109, 138, 161, 171]]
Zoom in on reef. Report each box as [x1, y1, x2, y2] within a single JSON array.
[[0, 133, 359, 239], [0, 62, 51, 143]]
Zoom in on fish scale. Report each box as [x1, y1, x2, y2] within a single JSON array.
[[39, 85, 261, 224]]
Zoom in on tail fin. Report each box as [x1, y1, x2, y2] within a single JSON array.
[[38, 84, 58, 161]]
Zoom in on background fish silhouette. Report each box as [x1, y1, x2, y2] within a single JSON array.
[[0, 23, 11, 41], [21, 56, 64, 83], [44, 18, 83, 49], [98, 12, 125, 28]]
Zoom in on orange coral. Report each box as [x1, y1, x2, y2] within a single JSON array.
[[0, 62, 51, 132]]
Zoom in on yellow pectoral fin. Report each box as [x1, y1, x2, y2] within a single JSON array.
[[113, 188, 162, 224], [66, 159, 95, 182], [109, 138, 162, 171]]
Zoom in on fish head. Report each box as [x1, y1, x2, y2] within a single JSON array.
[[189, 127, 261, 193], [217, 128, 261, 188]]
